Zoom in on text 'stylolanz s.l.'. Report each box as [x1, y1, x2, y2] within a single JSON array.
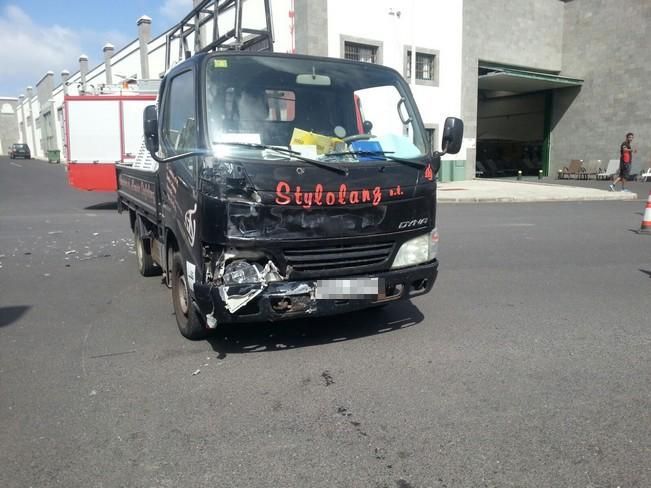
[[275, 181, 412, 208]]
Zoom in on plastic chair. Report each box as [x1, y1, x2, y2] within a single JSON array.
[[638, 167, 651, 182], [561, 160, 584, 179], [597, 160, 620, 180], [475, 161, 486, 178], [580, 159, 602, 180]]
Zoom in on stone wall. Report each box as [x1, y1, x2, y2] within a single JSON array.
[[0, 99, 19, 155], [462, 0, 566, 178], [550, 0, 651, 175], [294, 0, 328, 56]]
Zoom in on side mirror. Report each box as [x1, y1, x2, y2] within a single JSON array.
[[143, 105, 159, 155], [441, 117, 464, 155]]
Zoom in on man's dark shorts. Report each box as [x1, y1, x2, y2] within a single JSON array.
[[619, 162, 631, 179]]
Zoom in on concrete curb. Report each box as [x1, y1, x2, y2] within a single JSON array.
[[437, 180, 639, 203], [437, 194, 639, 203]]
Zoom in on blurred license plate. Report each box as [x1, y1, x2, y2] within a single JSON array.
[[315, 278, 379, 299]]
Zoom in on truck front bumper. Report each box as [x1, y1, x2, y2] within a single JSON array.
[[193, 260, 438, 324]]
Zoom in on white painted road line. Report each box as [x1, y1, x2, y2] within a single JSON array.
[[10, 162, 22, 168]]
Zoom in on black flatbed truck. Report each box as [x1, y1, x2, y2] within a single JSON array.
[[117, 0, 463, 340]]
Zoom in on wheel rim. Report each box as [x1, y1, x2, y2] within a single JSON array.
[[177, 273, 189, 316], [136, 237, 144, 269]]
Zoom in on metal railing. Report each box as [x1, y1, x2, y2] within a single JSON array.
[[165, 0, 274, 70]]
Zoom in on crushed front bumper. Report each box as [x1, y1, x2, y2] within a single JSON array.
[[193, 260, 438, 324]]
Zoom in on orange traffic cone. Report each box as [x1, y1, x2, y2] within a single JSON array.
[[641, 191, 651, 234]]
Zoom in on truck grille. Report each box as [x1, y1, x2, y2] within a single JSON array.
[[283, 241, 395, 274]]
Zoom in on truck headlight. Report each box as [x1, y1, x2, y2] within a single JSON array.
[[222, 260, 262, 285], [391, 228, 438, 269]]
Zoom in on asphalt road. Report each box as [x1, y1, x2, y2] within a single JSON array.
[[1, 157, 650, 488]]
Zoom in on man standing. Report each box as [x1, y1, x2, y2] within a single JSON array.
[[610, 132, 636, 191]]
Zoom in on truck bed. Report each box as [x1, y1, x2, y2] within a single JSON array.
[[116, 165, 160, 222]]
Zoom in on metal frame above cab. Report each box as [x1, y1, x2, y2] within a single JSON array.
[[165, 0, 274, 71]]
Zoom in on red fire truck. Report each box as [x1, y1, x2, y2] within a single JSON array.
[[64, 83, 157, 191]]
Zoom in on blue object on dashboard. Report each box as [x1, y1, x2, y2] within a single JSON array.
[[350, 140, 383, 161]]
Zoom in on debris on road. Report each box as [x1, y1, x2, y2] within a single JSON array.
[[192, 369, 201, 376], [321, 370, 335, 386], [79, 253, 111, 261]]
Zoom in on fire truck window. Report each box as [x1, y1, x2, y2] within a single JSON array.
[[265, 90, 295, 122]]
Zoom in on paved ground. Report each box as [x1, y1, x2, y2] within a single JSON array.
[[438, 177, 645, 203], [1, 158, 650, 487]]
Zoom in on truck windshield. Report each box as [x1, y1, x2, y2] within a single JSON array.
[[205, 54, 428, 164]]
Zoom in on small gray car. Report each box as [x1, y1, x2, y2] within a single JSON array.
[[9, 143, 31, 159]]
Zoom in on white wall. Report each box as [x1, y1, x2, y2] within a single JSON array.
[[23, 96, 43, 157], [326, 0, 464, 159], [16, 36, 157, 158], [270, 0, 293, 53], [15, 0, 295, 158], [16, 0, 464, 161]]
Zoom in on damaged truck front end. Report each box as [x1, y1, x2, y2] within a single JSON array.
[[194, 244, 439, 326], [191, 149, 443, 326], [124, 51, 462, 339]]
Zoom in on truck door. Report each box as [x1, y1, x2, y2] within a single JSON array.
[[159, 69, 200, 264]]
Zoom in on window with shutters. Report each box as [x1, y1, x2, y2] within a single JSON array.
[[340, 36, 383, 65], [404, 47, 439, 87], [345, 42, 377, 63]]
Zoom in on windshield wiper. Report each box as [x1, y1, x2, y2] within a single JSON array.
[[325, 150, 427, 169], [213, 142, 348, 176]]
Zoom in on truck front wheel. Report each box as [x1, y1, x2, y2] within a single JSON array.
[[171, 252, 208, 340]]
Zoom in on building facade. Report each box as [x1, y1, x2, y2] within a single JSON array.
[[0, 97, 19, 154], [464, 0, 650, 179], [552, 0, 651, 173], [7, 0, 651, 179]]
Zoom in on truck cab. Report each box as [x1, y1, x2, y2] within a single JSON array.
[[119, 49, 462, 339]]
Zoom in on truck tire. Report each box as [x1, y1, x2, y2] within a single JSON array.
[[171, 252, 208, 340], [134, 225, 159, 277]]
